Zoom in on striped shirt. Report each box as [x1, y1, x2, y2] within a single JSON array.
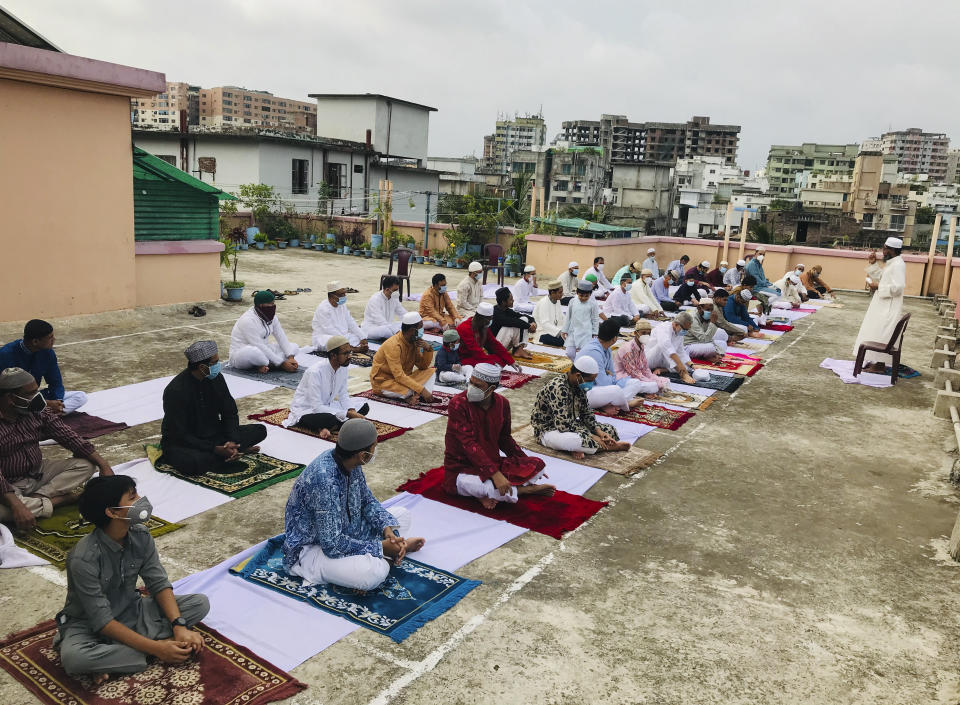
[[0, 407, 94, 494]]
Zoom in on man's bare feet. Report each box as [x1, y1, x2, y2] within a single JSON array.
[[257, 365, 270, 374], [318, 429, 332, 440], [92, 673, 110, 686], [600, 403, 620, 415], [518, 483, 556, 497], [609, 440, 631, 451], [571, 450, 586, 460], [627, 398, 645, 409], [514, 347, 533, 359], [479, 497, 499, 509], [405, 537, 426, 553]]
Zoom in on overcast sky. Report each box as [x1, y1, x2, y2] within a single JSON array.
[[9, 0, 960, 169]]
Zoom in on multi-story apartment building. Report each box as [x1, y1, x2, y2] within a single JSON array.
[[880, 127, 949, 182], [510, 146, 605, 209], [845, 148, 915, 240], [944, 149, 960, 185], [132, 82, 317, 135], [765, 143, 860, 197], [560, 114, 740, 167], [480, 114, 546, 174]]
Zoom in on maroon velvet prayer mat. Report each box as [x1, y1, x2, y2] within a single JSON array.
[[49, 412, 128, 440], [248, 408, 410, 443], [356, 389, 454, 416], [0, 620, 307, 705], [498, 369, 538, 389], [762, 323, 794, 332], [598, 403, 694, 431], [397, 467, 608, 539]]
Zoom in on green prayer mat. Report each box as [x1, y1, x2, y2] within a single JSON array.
[[13, 505, 182, 569], [145, 444, 304, 498]]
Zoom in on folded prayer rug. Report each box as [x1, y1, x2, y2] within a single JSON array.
[[597, 403, 694, 431], [651, 389, 715, 411], [761, 323, 794, 332], [309, 349, 374, 368], [521, 351, 572, 373], [0, 620, 306, 705], [664, 371, 744, 393], [49, 412, 128, 441], [356, 389, 454, 416], [222, 364, 305, 390], [692, 353, 762, 377], [511, 424, 660, 476], [13, 505, 181, 569], [230, 535, 480, 643], [248, 408, 409, 443], [397, 467, 607, 539], [145, 444, 303, 498]]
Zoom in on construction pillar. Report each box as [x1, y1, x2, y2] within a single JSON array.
[[738, 211, 750, 260], [943, 216, 957, 297], [721, 202, 734, 263], [423, 191, 431, 254], [921, 213, 943, 296]]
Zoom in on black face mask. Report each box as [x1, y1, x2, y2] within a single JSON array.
[[12, 391, 45, 415], [257, 305, 277, 322]]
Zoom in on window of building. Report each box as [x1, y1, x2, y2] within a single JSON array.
[[554, 181, 568, 191], [890, 214, 905, 230], [157, 155, 177, 166], [354, 164, 364, 174], [862, 213, 874, 227], [561, 163, 572, 174], [292, 159, 310, 194], [326, 163, 345, 197]]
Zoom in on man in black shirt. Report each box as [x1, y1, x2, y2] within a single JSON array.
[[160, 341, 266, 476], [491, 287, 536, 360]]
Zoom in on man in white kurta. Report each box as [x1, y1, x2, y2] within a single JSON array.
[[645, 313, 697, 384], [631, 269, 662, 315], [602, 274, 641, 325], [558, 262, 579, 304], [642, 248, 660, 279], [229, 291, 300, 371], [362, 276, 407, 340], [313, 281, 367, 351], [533, 280, 565, 347], [285, 336, 367, 437], [511, 265, 539, 314], [584, 257, 614, 293], [771, 274, 804, 308], [853, 237, 906, 370], [456, 262, 484, 316]]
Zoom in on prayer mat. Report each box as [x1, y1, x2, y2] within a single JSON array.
[[819, 359, 893, 388], [511, 424, 660, 476], [597, 404, 694, 431], [145, 444, 304, 498], [397, 467, 607, 540], [692, 353, 762, 377], [650, 389, 715, 411], [762, 323, 793, 332], [356, 389, 454, 416], [50, 412, 128, 440], [223, 364, 305, 390], [499, 369, 538, 389], [309, 348, 374, 368], [730, 339, 771, 353], [886, 363, 920, 379], [664, 371, 744, 393], [247, 408, 410, 443], [230, 535, 480, 643], [13, 505, 181, 570], [0, 620, 306, 705], [521, 351, 572, 373]]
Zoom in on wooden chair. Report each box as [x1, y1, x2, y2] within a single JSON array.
[[853, 312, 910, 384], [482, 243, 505, 286], [380, 247, 415, 299]]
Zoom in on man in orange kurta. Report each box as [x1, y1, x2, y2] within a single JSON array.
[[370, 312, 436, 402], [419, 273, 460, 331]]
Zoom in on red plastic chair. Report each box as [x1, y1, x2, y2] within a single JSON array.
[[380, 247, 415, 299], [482, 243, 505, 286], [853, 312, 910, 384]]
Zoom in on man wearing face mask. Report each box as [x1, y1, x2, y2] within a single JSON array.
[[645, 312, 698, 384], [457, 303, 520, 371], [614, 320, 670, 394], [585, 256, 614, 292], [533, 280, 566, 346], [56, 475, 209, 681], [283, 418, 425, 590], [709, 289, 745, 344], [455, 261, 484, 317], [160, 341, 267, 477], [642, 248, 660, 278], [705, 261, 729, 290], [442, 364, 553, 509], [631, 268, 663, 316], [0, 367, 108, 533], [510, 265, 540, 314], [683, 299, 728, 362], [602, 271, 641, 327], [313, 281, 368, 353], [362, 276, 409, 341], [672, 273, 703, 307], [724, 285, 764, 338], [228, 290, 300, 373], [530, 355, 629, 459], [745, 247, 781, 298], [491, 287, 537, 359], [557, 261, 580, 305], [580, 319, 648, 413], [724, 259, 746, 288], [419, 273, 460, 331], [650, 270, 680, 312], [370, 312, 437, 403]]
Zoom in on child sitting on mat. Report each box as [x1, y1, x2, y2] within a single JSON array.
[[435, 329, 473, 386]]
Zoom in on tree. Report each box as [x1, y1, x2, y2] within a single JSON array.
[[915, 206, 937, 225], [768, 198, 794, 211], [237, 183, 280, 226], [748, 220, 773, 243], [436, 194, 499, 245]]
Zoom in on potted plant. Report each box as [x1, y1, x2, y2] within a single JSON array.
[[363, 242, 372, 258], [221, 227, 247, 301], [456, 256, 468, 269], [277, 238, 288, 249], [253, 232, 267, 250], [302, 233, 313, 249], [415, 251, 424, 264], [267, 238, 278, 250]]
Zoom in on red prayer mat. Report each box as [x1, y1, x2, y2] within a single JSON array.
[[498, 370, 538, 389], [0, 620, 306, 705], [397, 467, 608, 540], [692, 352, 763, 377], [598, 403, 694, 431], [248, 408, 410, 443], [356, 389, 454, 416], [762, 323, 794, 332]]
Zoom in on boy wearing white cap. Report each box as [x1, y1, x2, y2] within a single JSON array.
[[312, 281, 368, 352], [456, 261, 484, 316], [558, 261, 580, 305], [562, 280, 601, 360], [853, 237, 906, 372], [511, 265, 539, 314]]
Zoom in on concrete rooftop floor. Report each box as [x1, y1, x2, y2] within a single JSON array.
[[1, 248, 958, 705]]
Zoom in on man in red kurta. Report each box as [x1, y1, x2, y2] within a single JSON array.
[[442, 363, 554, 509], [456, 303, 517, 370]]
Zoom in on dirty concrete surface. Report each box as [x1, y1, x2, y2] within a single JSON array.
[[1, 248, 958, 705]]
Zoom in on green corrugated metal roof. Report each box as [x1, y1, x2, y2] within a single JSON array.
[[532, 217, 638, 233], [132, 147, 236, 200]]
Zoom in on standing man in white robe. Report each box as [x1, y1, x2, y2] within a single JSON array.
[[361, 276, 407, 340], [642, 248, 660, 279], [456, 262, 484, 317], [511, 265, 539, 314], [853, 237, 906, 372], [228, 290, 300, 372], [313, 281, 368, 352]]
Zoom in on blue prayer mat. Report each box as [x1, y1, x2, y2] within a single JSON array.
[[230, 535, 480, 642]]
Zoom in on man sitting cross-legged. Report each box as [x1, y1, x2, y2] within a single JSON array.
[[530, 355, 630, 460], [491, 287, 537, 360], [313, 280, 368, 353], [419, 273, 460, 331], [579, 319, 648, 413], [228, 290, 300, 373], [457, 303, 520, 372], [443, 363, 554, 509], [435, 329, 473, 386], [369, 312, 437, 403], [56, 475, 209, 683], [645, 312, 698, 385], [361, 276, 408, 341], [283, 418, 425, 590], [0, 319, 88, 415], [286, 335, 370, 439], [683, 298, 728, 363], [160, 341, 267, 476], [0, 367, 109, 532], [533, 279, 566, 347]]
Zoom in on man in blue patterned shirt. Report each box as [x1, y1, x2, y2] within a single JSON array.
[[282, 418, 425, 590]]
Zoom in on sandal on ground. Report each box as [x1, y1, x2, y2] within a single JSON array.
[[188, 305, 206, 317]]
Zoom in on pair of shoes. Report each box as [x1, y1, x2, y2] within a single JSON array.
[[188, 305, 206, 317], [296, 287, 312, 293], [345, 287, 359, 294], [283, 290, 299, 296], [269, 289, 286, 300]]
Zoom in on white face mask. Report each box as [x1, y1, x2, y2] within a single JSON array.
[[572, 268, 579, 276], [384, 290, 394, 300], [636, 334, 651, 346], [643, 276, 653, 284], [757, 255, 764, 262], [360, 448, 378, 465], [686, 280, 695, 286], [466, 383, 491, 403], [597, 263, 604, 271]]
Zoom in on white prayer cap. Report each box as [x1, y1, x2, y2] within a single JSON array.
[[402, 311, 422, 325], [647, 247, 656, 254], [524, 265, 536, 273], [700, 260, 710, 268], [885, 236, 903, 248], [326, 335, 349, 351], [568, 261, 579, 268], [547, 279, 563, 290], [473, 363, 502, 384], [477, 302, 494, 317], [740, 289, 753, 300], [699, 298, 714, 306], [692, 369, 711, 382], [756, 246, 766, 253], [736, 259, 746, 266], [573, 355, 599, 375], [795, 262, 805, 269], [788, 274, 801, 284], [0, 367, 34, 390], [327, 280, 344, 293], [641, 268, 654, 277], [720, 260, 728, 266], [468, 261, 483, 272]]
